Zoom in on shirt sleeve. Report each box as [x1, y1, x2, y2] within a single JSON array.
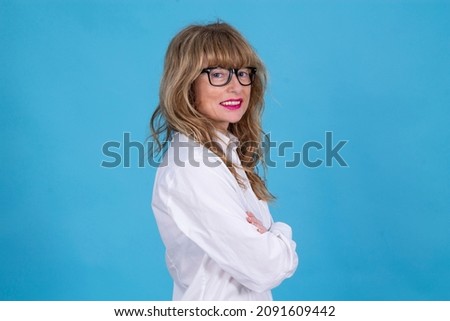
[[153, 148, 299, 293]]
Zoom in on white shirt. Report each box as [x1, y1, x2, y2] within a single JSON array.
[[152, 131, 298, 300]]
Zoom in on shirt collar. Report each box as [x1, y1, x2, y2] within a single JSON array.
[[214, 130, 239, 150]]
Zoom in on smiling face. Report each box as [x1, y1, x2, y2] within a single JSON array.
[[193, 70, 251, 132]]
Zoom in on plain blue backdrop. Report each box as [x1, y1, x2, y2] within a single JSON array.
[[1, 0, 449, 300]]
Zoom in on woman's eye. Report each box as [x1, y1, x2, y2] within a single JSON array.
[[211, 71, 226, 78], [238, 70, 249, 78]]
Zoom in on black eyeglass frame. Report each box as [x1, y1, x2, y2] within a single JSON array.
[[200, 67, 257, 87]]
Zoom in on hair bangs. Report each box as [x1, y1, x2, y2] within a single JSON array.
[[200, 29, 258, 69]]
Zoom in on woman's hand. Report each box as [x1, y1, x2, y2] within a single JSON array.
[[246, 211, 268, 234]]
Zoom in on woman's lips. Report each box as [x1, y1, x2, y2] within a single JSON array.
[[219, 99, 243, 110]]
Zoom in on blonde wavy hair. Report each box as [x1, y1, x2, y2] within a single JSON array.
[[150, 21, 274, 201]]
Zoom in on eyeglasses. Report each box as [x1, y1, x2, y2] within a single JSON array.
[[201, 67, 257, 87]]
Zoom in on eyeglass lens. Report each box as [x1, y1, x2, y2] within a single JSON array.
[[207, 68, 254, 86]]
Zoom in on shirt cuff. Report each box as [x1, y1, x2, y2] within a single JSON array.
[[269, 222, 293, 239]]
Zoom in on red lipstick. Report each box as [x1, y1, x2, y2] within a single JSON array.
[[220, 99, 243, 110]]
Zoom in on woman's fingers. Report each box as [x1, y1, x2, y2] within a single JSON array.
[[246, 212, 257, 224], [246, 211, 267, 233], [256, 225, 268, 233], [246, 211, 255, 218]]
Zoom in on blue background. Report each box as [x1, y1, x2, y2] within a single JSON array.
[[1, 0, 449, 300]]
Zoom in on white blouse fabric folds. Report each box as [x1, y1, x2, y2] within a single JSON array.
[[152, 132, 298, 300]]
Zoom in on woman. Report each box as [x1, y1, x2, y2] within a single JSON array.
[[150, 22, 298, 300]]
